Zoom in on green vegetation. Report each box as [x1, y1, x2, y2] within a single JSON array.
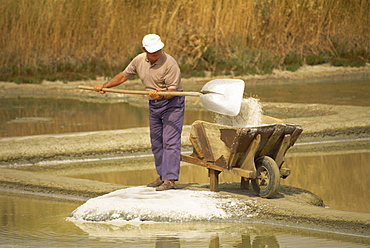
[[0, 0, 369, 83]]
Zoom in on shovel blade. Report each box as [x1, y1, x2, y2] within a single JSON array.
[[200, 79, 245, 116]]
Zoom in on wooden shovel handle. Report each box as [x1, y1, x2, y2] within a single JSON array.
[[78, 86, 202, 96]]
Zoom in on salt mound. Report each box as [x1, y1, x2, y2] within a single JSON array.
[[215, 98, 262, 127], [69, 186, 259, 222]]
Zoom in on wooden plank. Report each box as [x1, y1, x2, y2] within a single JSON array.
[[289, 125, 303, 146], [255, 125, 277, 156], [238, 134, 261, 172], [220, 128, 240, 168], [201, 122, 232, 163], [240, 177, 249, 190], [274, 134, 291, 167], [232, 168, 256, 178], [234, 128, 257, 153], [189, 134, 204, 159], [181, 155, 255, 178], [227, 128, 258, 168], [209, 169, 221, 192], [280, 167, 291, 178], [214, 155, 228, 169], [227, 153, 238, 168], [220, 129, 238, 149], [259, 124, 286, 156], [193, 122, 214, 162]]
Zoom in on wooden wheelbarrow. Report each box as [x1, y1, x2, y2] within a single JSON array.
[[181, 121, 303, 198]]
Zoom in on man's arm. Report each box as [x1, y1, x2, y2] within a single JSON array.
[[94, 72, 128, 94], [148, 88, 179, 100]]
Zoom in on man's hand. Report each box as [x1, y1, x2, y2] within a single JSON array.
[[149, 89, 164, 100], [93, 73, 128, 94], [94, 84, 106, 94]]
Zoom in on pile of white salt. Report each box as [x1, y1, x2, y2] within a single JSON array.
[[215, 97, 262, 127]]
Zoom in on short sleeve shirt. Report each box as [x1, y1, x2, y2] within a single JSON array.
[[123, 52, 183, 91]]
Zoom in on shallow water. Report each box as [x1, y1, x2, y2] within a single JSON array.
[[1, 191, 369, 247], [282, 150, 370, 213], [243, 76, 370, 107], [0, 98, 213, 137], [0, 76, 368, 137]]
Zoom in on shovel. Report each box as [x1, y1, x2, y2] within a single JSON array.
[[78, 79, 245, 116]]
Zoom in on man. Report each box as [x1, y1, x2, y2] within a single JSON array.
[[94, 34, 184, 191]]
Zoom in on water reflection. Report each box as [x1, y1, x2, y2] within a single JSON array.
[[69, 219, 368, 248], [70, 220, 284, 247], [2, 187, 370, 247]]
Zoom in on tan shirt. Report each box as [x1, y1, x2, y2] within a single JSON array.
[[123, 52, 183, 91]]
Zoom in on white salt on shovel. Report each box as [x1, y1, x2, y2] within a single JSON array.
[[199, 79, 245, 116]]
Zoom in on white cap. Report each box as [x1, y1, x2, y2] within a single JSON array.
[[142, 34, 165, 53]]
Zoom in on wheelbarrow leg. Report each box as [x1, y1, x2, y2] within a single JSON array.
[[208, 169, 221, 192], [240, 177, 250, 190]]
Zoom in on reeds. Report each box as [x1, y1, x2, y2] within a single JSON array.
[[1, 0, 369, 82]]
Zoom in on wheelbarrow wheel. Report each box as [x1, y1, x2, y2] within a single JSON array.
[[251, 156, 280, 198]]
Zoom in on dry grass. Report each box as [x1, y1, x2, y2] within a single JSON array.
[[1, 0, 369, 81]]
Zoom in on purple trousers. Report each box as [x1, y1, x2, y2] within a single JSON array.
[[149, 96, 185, 181]]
